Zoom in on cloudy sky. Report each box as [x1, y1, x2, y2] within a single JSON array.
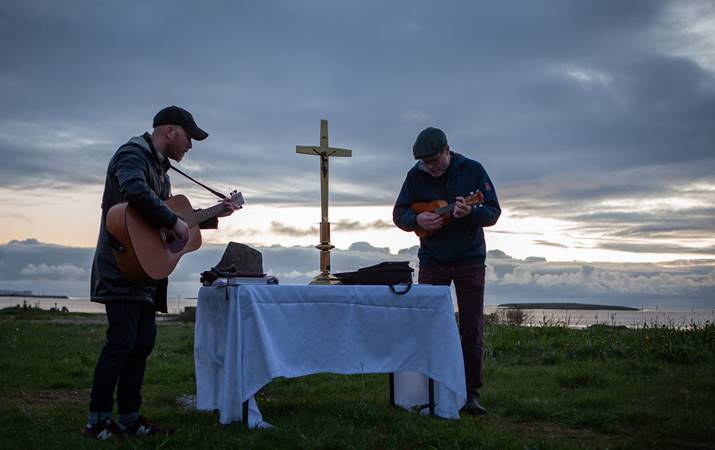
[[1, 1, 714, 306]]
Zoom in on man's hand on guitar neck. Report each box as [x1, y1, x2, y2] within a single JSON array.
[[417, 211, 443, 231], [216, 197, 240, 218], [165, 197, 238, 241], [453, 195, 473, 218]]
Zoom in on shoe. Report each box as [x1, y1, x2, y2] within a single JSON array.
[[123, 416, 173, 437], [462, 396, 487, 415], [83, 418, 123, 440]]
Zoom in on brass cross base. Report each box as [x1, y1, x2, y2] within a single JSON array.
[[309, 241, 342, 285], [309, 272, 342, 285]]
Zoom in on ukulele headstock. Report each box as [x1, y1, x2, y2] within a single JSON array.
[[465, 190, 484, 206]]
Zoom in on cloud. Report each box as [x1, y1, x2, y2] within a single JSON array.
[[333, 219, 394, 232], [0, 120, 115, 189], [20, 263, 86, 280], [487, 255, 715, 307], [397, 246, 419, 257], [595, 242, 715, 255], [270, 221, 319, 237], [503, 159, 715, 257], [272, 270, 319, 281], [270, 219, 394, 237], [1, 0, 714, 261], [400, 110, 431, 124], [533, 240, 568, 248], [1, 240, 713, 308], [347, 242, 391, 253], [0, 213, 31, 222]]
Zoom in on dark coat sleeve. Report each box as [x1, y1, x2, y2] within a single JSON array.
[[393, 171, 419, 231], [113, 152, 178, 229], [467, 165, 501, 227]]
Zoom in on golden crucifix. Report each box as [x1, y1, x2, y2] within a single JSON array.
[[296, 119, 352, 285]]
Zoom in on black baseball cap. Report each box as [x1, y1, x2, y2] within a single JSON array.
[[152, 105, 209, 141], [413, 127, 447, 159]]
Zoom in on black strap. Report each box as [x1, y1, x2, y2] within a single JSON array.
[[389, 283, 412, 295], [168, 163, 227, 200]]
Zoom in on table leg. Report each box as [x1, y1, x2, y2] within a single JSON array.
[[428, 377, 435, 417], [389, 373, 395, 406], [242, 399, 249, 428]]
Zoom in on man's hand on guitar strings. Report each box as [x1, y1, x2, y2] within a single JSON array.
[[417, 211, 443, 231], [171, 218, 190, 241]]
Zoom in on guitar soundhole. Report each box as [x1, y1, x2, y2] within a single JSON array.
[[167, 236, 187, 253], [160, 230, 187, 253]]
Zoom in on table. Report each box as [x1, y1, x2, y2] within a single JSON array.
[[194, 282, 466, 428]]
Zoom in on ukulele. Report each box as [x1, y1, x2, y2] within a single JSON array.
[[410, 191, 484, 238]]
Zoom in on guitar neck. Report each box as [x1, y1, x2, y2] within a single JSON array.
[[184, 202, 226, 227], [433, 193, 483, 216], [434, 203, 456, 216]]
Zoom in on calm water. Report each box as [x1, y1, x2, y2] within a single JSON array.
[[0, 296, 194, 315], [483, 305, 715, 329], [2, 296, 713, 329]]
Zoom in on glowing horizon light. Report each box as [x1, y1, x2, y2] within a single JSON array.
[[1, 186, 713, 265]]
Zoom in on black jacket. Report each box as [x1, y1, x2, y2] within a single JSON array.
[[393, 152, 501, 266], [90, 133, 178, 312]]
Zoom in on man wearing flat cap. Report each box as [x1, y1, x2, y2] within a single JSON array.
[[393, 127, 501, 415], [85, 106, 237, 439]]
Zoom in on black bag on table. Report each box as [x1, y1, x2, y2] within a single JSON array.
[[334, 261, 414, 294]]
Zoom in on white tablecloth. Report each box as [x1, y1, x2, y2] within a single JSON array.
[[194, 282, 466, 428]]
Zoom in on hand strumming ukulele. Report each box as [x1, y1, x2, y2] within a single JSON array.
[[410, 191, 484, 238]]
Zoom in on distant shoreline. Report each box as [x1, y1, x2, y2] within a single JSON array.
[[0, 294, 69, 299], [498, 302, 639, 311]]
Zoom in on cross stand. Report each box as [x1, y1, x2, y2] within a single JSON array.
[[296, 119, 352, 285]]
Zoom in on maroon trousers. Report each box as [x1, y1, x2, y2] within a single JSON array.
[[418, 263, 485, 398]]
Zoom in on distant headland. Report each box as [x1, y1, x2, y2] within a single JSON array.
[[498, 302, 639, 311], [0, 290, 68, 299]]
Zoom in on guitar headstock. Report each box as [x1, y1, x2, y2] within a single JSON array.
[[465, 190, 484, 206], [229, 190, 245, 206]]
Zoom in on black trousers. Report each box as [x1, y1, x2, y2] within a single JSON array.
[[89, 301, 156, 414], [418, 263, 485, 398]]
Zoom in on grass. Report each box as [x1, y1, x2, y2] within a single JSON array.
[[0, 308, 713, 449]]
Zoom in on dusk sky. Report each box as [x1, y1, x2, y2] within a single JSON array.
[[1, 1, 713, 306]]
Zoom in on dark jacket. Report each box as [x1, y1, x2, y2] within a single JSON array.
[[393, 152, 501, 267], [90, 133, 178, 312]]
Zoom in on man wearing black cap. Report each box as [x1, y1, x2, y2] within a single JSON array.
[[85, 106, 237, 439], [393, 127, 501, 415]]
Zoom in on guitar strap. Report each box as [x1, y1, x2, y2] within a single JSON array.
[[136, 133, 229, 201], [168, 163, 228, 200]]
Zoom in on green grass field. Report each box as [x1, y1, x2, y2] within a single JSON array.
[[0, 307, 713, 449]]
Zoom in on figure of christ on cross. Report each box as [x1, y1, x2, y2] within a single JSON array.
[[296, 119, 352, 285]]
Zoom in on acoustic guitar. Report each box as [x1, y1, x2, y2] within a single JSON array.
[[106, 191, 244, 284], [410, 191, 484, 238]]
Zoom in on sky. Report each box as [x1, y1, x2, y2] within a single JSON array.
[[1, 1, 714, 306]]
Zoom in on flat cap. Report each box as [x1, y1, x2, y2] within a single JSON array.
[[413, 127, 447, 159]]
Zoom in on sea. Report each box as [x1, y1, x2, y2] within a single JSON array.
[[2, 295, 713, 329]]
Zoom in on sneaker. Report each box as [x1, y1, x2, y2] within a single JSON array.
[[462, 396, 487, 416], [123, 416, 172, 437], [83, 418, 123, 440]]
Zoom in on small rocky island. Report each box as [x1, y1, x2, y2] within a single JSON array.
[[498, 303, 638, 311]]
